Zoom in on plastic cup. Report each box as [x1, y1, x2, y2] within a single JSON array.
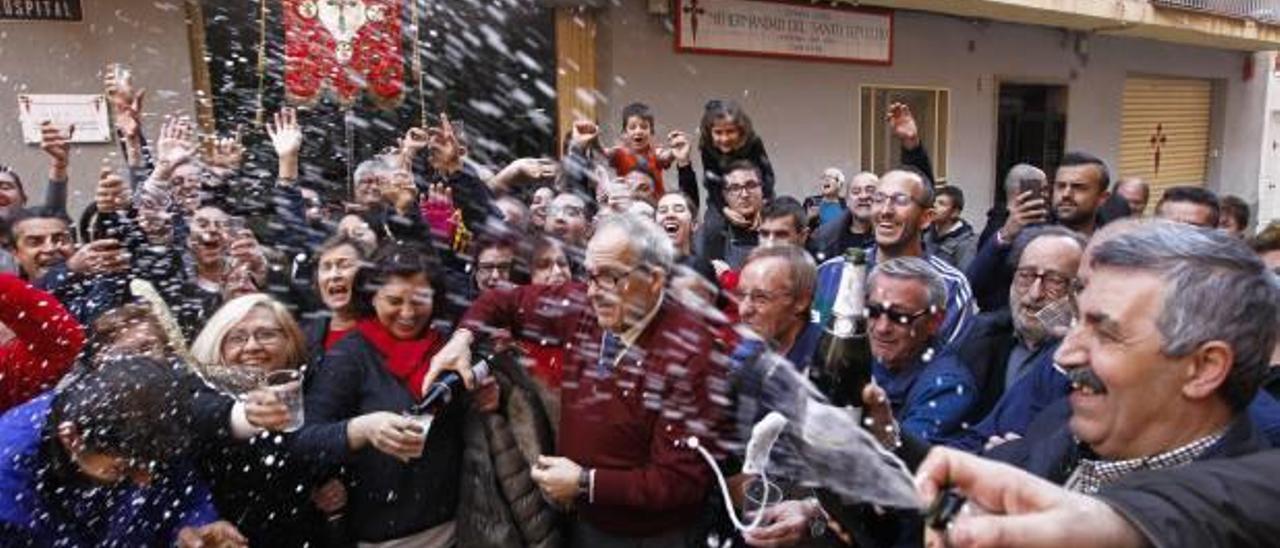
[[740, 476, 784, 528], [265, 369, 305, 432]]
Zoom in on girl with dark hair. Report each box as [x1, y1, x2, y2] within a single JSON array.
[[698, 99, 776, 214]]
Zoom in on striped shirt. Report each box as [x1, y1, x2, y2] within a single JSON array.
[[811, 247, 976, 354]]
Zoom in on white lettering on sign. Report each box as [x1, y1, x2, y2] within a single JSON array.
[[677, 0, 892, 64]]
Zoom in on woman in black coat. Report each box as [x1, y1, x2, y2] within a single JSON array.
[[293, 243, 495, 546]]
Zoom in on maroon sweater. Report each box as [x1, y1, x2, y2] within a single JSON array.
[[461, 282, 731, 537]]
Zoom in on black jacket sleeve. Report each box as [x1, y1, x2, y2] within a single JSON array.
[[901, 145, 935, 188], [677, 164, 700, 212]]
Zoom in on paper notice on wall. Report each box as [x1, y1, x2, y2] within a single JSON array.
[[18, 94, 111, 144], [675, 0, 892, 65]]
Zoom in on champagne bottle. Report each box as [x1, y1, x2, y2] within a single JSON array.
[[812, 248, 873, 407], [409, 357, 492, 417]]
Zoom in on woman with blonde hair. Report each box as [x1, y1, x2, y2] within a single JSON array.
[[188, 293, 345, 547]]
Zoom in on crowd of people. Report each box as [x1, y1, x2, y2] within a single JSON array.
[[0, 66, 1277, 548]]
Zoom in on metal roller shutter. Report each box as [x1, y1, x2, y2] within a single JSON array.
[[1119, 76, 1212, 215]]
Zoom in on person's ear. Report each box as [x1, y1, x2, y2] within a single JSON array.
[[919, 204, 935, 231], [57, 421, 82, 455], [1182, 340, 1233, 401]]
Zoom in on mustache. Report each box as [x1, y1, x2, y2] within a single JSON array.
[[1064, 367, 1107, 394]]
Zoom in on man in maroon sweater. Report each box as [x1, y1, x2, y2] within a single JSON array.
[[430, 213, 731, 546]]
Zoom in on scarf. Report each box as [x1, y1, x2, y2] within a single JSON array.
[[356, 319, 442, 400]]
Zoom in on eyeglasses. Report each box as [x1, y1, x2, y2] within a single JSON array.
[[476, 261, 513, 274], [870, 192, 922, 208], [724, 181, 763, 196], [1013, 267, 1076, 298], [866, 302, 931, 325], [585, 265, 644, 290], [224, 328, 284, 349], [734, 289, 789, 307]]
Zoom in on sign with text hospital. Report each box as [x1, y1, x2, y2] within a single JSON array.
[[675, 0, 892, 65]]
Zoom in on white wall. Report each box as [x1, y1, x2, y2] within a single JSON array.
[[596, 3, 1266, 232], [0, 1, 196, 220]]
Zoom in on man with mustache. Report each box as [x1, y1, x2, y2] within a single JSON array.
[[982, 221, 1276, 491], [432, 213, 729, 547]]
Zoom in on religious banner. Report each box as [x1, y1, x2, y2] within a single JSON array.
[[0, 0, 82, 21], [17, 94, 110, 144], [675, 0, 892, 65], [283, 0, 405, 106]]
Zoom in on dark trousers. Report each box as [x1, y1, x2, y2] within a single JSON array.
[[570, 519, 691, 548]]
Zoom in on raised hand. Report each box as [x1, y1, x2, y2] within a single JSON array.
[[400, 126, 430, 164], [39, 121, 73, 180], [886, 102, 920, 150], [570, 119, 600, 151], [267, 108, 303, 159], [155, 117, 197, 179], [104, 64, 145, 141], [997, 190, 1050, 244], [426, 113, 464, 174], [205, 126, 245, 171], [94, 166, 129, 214], [516, 157, 558, 180], [267, 108, 303, 181], [66, 238, 130, 277], [667, 130, 692, 167]]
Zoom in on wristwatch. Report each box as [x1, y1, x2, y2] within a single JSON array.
[[805, 497, 828, 538], [577, 468, 592, 500]]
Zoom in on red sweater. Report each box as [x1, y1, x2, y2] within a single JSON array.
[[462, 283, 731, 537], [0, 274, 85, 412]]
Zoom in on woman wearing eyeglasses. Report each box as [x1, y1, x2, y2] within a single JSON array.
[[188, 293, 338, 547], [293, 243, 498, 546]]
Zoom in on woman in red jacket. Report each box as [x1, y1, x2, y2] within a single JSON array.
[[0, 273, 85, 412]]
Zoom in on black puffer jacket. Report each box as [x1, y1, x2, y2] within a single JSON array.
[[457, 354, 563, 548]]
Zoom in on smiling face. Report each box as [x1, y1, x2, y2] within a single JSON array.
[[623, 115, 654, 153], [548, 193, 589, 246], [474, 245, 514, 291], [530, 187, 555, 229], [584, 225, 663, 333], [317, 244, 362, 312], [845, 173, 879, 222], [872, 172, 932, 254], [221, 305, 291, 371], [710, 118, 744, 154], [1052, 267, 1192, 459], [12, 217, 72, 280], [867, 275, 941, 369], [1009, 236, 1083, 343], [373, 273, 435, 340], [656, 193, 695, 252], [0, 172, 25, 221], [188, 207, 229, 269], [736, 257, 805, 344]]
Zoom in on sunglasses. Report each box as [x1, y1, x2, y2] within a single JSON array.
[[866, 302, 931, 325]]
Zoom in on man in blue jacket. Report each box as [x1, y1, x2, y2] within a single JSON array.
[[0, 356, 242, 546]]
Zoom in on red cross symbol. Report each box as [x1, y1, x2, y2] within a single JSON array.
[[1150, 123, 1168, 176], [684, 0, 705, 44]]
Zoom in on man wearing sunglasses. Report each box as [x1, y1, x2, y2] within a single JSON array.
[[860, 257, 976, 447]]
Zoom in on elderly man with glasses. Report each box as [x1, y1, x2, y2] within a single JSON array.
[[431, 213, 731, 547]]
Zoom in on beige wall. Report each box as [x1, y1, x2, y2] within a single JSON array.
[[597, 3, 1269, 231], [0, 0, 195, 220]]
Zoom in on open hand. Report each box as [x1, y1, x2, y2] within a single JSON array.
[[156, 117, 198, 176], [886, 102, 920, 150], [205, 127, 245, 171], [268, 108, 303, 159]]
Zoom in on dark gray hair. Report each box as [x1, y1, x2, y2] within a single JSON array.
[[867, 257, 948, 313], [745, 244, 817, 303], [1090, 221, 1279, 410], [593, 212, 675, 274]]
